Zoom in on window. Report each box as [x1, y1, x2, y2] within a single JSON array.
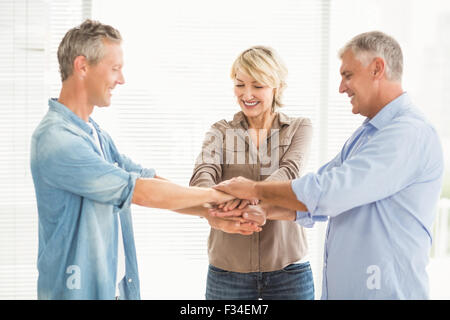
[[1, 0, 449, 300], [0, 0, 91, 299]]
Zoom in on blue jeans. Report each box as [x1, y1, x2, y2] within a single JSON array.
[[205, 262, 315, 300]]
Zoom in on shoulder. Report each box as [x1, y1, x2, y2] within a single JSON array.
[[209, 111, 244, 133], [278, 112, 312, 127], [385, 107, 437, 140], [33, 117, 91, 160], [278, 113, 313, 140], [210, 119, 232, 131]]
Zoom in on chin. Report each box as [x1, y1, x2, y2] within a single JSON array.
[[351, 104, 359, 115], [98, 99, 112, 107]]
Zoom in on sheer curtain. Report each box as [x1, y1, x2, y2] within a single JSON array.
[[0, 0, 91, 299]]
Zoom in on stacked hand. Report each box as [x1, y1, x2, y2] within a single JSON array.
[[205, 177, 266, 236]]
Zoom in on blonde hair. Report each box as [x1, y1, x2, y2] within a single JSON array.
[[57, 19, 122, 81], [231, 46, 288, 111]]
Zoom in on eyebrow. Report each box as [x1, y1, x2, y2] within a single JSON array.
[[236, 78, 258, 83], [340, 71, 351, 77]]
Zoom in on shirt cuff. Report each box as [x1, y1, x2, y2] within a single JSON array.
[[295, 211, 328, 228], [140, 167, 156, 178], [291, 174, 321, 216], [295, 211, 315, 228], [291, 174, 328, 227], [117, 172, 140, 211]]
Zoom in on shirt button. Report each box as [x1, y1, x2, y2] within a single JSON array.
[[128, 278, 132, 283]]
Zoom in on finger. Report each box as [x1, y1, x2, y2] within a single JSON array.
[[212, 208, 244, 218], [220, 199, 233, 210], [224, 199, 241, 211], [238, 200, 250, 209], [224, 217, 246, 223], [243, 212, 265, 226], [239, 222, 262, 233]]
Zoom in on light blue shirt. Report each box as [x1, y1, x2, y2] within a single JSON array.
[[292, 93, 444, 299], [30, 99, 155, 299]]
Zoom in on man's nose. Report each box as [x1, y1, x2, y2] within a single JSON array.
[[339, 79, 346, 94], [118, 71, 125, 85]]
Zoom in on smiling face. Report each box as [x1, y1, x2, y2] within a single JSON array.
[[233, 69, 275, 120], [339, 49, 378, 118], [85, 40, 125, 107]]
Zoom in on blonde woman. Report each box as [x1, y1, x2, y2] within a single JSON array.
[[190, 46, 314, 300]]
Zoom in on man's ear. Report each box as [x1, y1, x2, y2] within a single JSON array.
[[371, 57, 386, 80], [73, 55, 88, 78]]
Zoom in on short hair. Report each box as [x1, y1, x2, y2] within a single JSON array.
[[57, 19, 122, 81], [230, 46, 288, 111], [338, 31, 403, 82]]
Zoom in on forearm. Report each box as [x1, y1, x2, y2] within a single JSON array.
[[174, 205, 209, 218], [132, 178, 230, 210], [265, 205, 296, 221], [255, 180, 308, 212]]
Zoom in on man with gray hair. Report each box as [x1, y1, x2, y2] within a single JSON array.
[[211, 31, 444, 299], [30, 19, 260, 300]]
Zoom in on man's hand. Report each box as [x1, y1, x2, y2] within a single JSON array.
[[209, 188, 236, 206], [217, 199, 259, 212], [209, 204, 267, 227], [205, 215, 262, 235], [212, 176, 258, 202]]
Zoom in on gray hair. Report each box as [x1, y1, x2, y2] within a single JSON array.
[[338, 31, 403, 82], [57, 19, 122, 81]]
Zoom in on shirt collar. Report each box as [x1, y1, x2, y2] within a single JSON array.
[[48, 98, 98, 135], [366, 92, 411, 130], [230, 111, 292, 129]]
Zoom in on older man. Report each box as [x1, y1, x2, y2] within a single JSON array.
[[30, 20, 260, 300], [212, 31, 444, 299]]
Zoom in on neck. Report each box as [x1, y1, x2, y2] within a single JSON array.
[[246, 110, 275, 130], [58, 79, 93, 122], [368, 82, 404, 119]]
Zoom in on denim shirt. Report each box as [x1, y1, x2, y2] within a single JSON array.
[[292, 93, 444, 299], [30, 99, 155, 299]]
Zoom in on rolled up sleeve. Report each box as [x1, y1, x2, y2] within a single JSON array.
[[292, 177, 328, 227], [190, 125, 224, 187], [37, 129, 139, 210], [291, 122, 424, 225], [266, 118, 313, 182]]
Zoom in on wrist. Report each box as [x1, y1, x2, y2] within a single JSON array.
[[260, 203, 272, 220], [209, 188, 220, 203], [253, 181, 262, 200]]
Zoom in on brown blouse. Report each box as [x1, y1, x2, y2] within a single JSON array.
[[189, 111, 313, 272]]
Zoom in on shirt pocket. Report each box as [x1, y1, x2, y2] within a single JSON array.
[[260, 137, 292, 177]]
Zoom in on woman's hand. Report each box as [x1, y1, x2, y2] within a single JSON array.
[[205, 215, 262, 235], [209, 204, 267, 227]]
